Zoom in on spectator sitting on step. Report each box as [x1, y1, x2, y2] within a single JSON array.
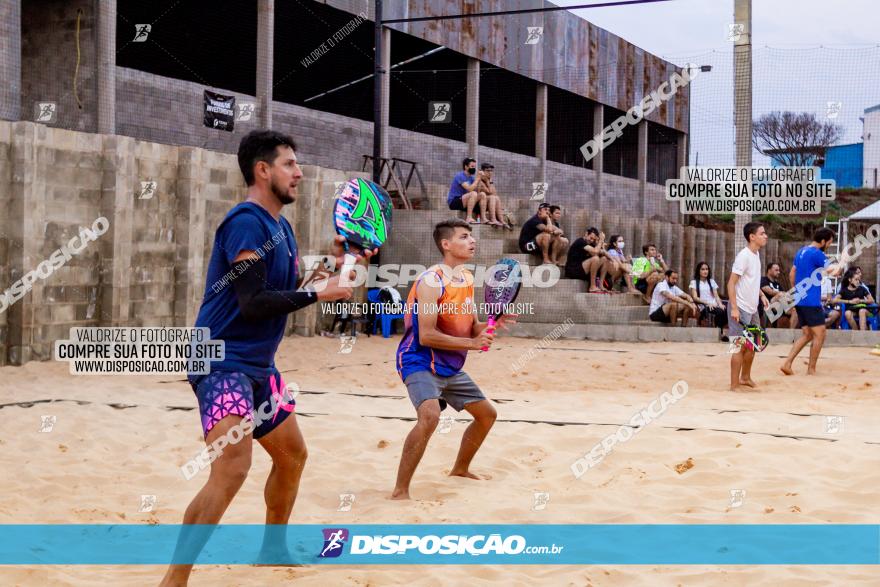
[[632, 244, 667, 303], [564, 227, 611, 292], [688, 261, 728, 336], [546, 205, 570, 267], [605, 234, 639, 293], [760, 262, 798, 329], [833, 266, 877, 330], [518, 203, 561, 265], [475, 163, 510, 229], [447, 157, 485, 224], [821, 274, 842, 328], [649, 269, 698, 326]]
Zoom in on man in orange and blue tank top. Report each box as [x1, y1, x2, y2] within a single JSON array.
[[391, 219, 512, 500]]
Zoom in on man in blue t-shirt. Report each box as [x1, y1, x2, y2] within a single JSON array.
[[781, 227, 843, 376], [161, 131, 372, 586], [447, 157, 485, 223]]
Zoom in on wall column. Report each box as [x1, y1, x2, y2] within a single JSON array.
[[0, 0, 21, 121], [535, 84, 548, 183], [466, 58, 479, 159], [592, 103, 604, 210], [675, 131, 688, 223], [97, 0, 116, 134], [256, 0, 274, 128], [379, 27, 391, 159], [637, 120, 648, 217]]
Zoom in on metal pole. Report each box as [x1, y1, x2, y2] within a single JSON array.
[[733, 0, 752, 250], [372, 0, 383, 183]]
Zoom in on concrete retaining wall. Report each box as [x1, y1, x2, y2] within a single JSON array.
[[1, 121, 865, 367]]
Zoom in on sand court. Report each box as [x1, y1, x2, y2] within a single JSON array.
[[2, 335, 878, 585]]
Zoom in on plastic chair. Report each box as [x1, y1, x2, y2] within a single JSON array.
[[367, 289, 405, 338], [839, 303, 880, 331]]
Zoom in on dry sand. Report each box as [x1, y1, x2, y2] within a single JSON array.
[[1, 335, 879, 586]]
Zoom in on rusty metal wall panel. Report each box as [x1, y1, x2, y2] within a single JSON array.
[[575, 12, 589, 97], [633, 47, 644, 105], [324, 0, 687, 132], [657, 61, 670, 125], [622, 39, 634, 112], [678, 77, 689, 133], [587, 21, 598, 100], [541, 8, 561, 88], [664, 62, 675, 128], [477, 0, 507, 65]]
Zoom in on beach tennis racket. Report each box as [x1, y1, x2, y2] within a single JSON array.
[[333, 178, 393, 279], [738, 321, 769, 353], [482, 258, 523, 351]]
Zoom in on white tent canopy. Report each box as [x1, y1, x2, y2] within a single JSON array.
[[846, 200, 880, 221], [841, 199, 880, 295]]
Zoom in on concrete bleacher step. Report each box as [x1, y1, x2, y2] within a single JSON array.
[[467, 222, 513, 241], [574, 291, 646, 308], [502, 253, 543, 267], [502, 238, 521, 254]]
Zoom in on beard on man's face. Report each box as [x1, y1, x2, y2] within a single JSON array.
[[271, 176, 295, 205]]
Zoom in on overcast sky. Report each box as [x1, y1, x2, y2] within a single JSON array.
[[554, 0, 880, 164]]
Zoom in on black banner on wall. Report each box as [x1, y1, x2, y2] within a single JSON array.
[[203, 90, 235, 131]]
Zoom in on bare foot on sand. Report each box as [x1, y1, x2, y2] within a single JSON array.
[[254, 544, 308, 566], [780, 364, 794, 376], [739, 378, 758, 388], [449, 469, 490, 480], [390, 488, 410, 500]]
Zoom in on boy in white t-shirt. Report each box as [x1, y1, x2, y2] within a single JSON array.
[[727, 222, 771, 391]]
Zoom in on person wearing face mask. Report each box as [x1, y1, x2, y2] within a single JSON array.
[[447, 157, 486, 224], [605, 234, 639, 294]]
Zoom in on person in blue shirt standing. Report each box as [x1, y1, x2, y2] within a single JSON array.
[[447, 157, 486, 223], [781, 227, 843, 376], [160, 130, 372, 586]]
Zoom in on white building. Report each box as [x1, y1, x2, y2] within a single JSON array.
[[864, 103, 880, 188]]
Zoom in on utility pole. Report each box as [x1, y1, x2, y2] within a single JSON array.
[[733, 0, 752, 249], [372, 0, 383, 182]]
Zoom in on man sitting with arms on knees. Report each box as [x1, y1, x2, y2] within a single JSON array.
[[518, 203, 558, 265], [447, 157, 485, 224], [564, 227, 611, 292], [476, 163, 510, 228], [761, 262, 798, 329], [546, 205, 570, 268], [632, 244, 667, 303], [649, 269, 698, 326]]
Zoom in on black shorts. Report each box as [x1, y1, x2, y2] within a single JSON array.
[[565, 266, 588, 280], [649, 306, 670, 323], [520, 241, 540, 256], [795, 305, 826, 328], [448, 197, 465, 211], [635, 279, 648, 294]]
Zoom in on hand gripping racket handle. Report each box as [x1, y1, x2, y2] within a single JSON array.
[[339, 252, 357, 286], [481, 316, 497, 352]]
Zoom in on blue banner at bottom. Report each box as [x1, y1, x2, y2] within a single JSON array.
[[0, 525, 877, 565]]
